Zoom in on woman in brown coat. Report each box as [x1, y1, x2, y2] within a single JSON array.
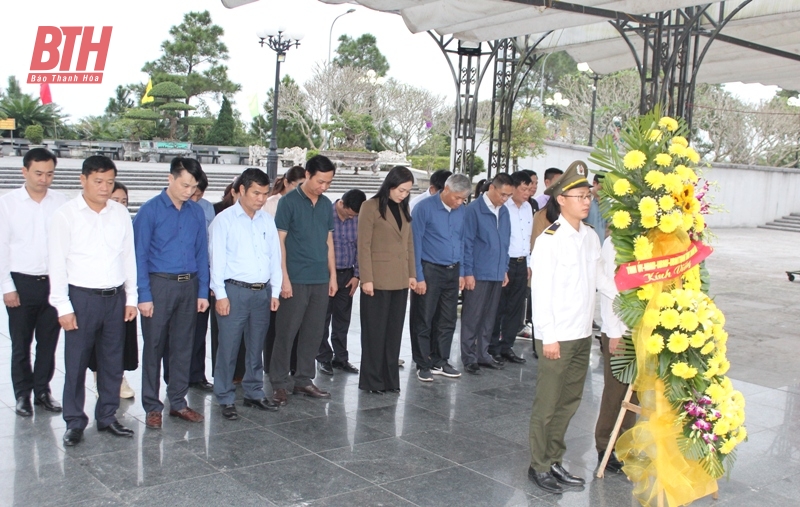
[[357, 166, 417, 393]]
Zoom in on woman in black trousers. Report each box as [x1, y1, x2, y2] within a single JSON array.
[[357, 166, 416, 393]]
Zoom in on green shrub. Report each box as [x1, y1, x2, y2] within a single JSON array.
[[24, 124, 44, 145]]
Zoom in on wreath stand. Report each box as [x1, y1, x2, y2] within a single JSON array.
[[596, 385, 719, 505]]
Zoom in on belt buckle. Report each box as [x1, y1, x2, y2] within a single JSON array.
[[101, 288, 117, 297], [177, 274, 190, 282], [251, 283, 264, 291]]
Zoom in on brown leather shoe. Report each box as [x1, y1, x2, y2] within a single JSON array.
[[145, 411, 162, 429], [272, 388, 289, 406], [293, 384, 331, 399], [168, 406, 204, 423]]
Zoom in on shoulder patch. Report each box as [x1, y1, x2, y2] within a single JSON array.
[[544, 222, 560, 235]]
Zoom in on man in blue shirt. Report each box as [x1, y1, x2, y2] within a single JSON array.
[[209, 168, 282, 420], [585, 173, 607, 242], [134, 157, 209, 429], [461, 173, 513, 374], [410, 173, 471, 382]]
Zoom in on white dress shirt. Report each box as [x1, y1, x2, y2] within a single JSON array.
[[531, 214, 617, 345], [600, 237, 626, 338], [409, 188, 435, 212], [482, 193, 500, 220], [505, 198, 533, 266], [209, 201, 282, 299], [263, 194, 282, 217], [48, 195, 138, 317], [0, 185, 67, 293]]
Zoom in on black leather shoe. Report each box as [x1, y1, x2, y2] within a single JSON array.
[[501, 350, 527, 364], [365, 390, 385, 395], [15, 396, 33, 417], [478, 359, 505, 370], [63, 428, 84, 446], [465, 363, 481, 375], [98, 421, 134, 437], [318, 361, 334, 376], [599, 451, 624, 473], [243, 397, 279, 411], [332, 360, 359, 374], [189, 380, 214, 391], [34, 392, 62, 412], [550, 463, 585, 485], [528, 467, 562, 494], [492, 354, 506, 364], [221, 404, 239, 420]]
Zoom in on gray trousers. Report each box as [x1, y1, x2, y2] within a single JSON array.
[[141, 275, 198, 414], [62, 285, 124, 430], [269, 283, 328, 390], [460, 280, 503, 365], [214, 282, 271, 405]]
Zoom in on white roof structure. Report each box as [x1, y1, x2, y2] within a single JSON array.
[[318, 0, 800, 91]]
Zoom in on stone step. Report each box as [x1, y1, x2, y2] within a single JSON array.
[[773, 216, 800, 224], [758, 224, 800, 233]]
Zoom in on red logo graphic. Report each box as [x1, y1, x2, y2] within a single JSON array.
[[28, 26, 112, 84]]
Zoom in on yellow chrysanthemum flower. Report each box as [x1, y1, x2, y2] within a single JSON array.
[[655, 153, 673, 167], [668, 144, 687, 157], [660, 308, 680, 329], [645, 333, 665, 354], [612, 210, 631, 229], [641, 215, 658, 228], [613, 178, 632, 196], [637, 284, 655, 301], [657, 292, 675, 308], [690, 331, 706, 348], [735, 427, 748, 443], [695, 214, 706, 233], [659, 116, 679, 132], [633, 236, 653, 260], [638, 196, 658, 216], [675, 164, 697, 182], [671, 135, 689, 147], [681, 213, 695, 232], [658, 212, 680, 233], [706, 383, 726, 402], [643, 309, 661, 328], [644, 170, 665, 189], [679, 311, 699, 331], [623, 150, 647, 170], [671, 362, 697, 379], [667, 332, 689, 353], [663, 173, 683, 194], [718, 359, 731, 375], [674, 289, 693, 309], [714, 419, 731, 436], [658, 195, 675, 211], [701, 341, 716, 355], [703, 366, 718, 379], [648, 130, 663, 142], [685, 146, 701, 163], [720, 439, 737, 454]]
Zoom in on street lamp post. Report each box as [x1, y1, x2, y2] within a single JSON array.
[[258, 28, 303, 182], [328, 9, 355, 64], [578, 62, 600, 146]]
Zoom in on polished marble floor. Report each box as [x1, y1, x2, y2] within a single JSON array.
[[1, 228, 800, 506]]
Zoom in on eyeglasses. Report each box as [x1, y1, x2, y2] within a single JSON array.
[[561, 193, 592, 202]]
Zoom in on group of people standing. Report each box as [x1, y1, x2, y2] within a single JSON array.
[[2, 148, 632, 496]]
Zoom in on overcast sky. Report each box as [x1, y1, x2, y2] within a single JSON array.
[[4, 0, 778, 123]]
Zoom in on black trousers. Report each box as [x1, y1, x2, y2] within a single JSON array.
[[89, 317, 138, 372], [359, 289, 408, 391], [317, 268, 355, 364], [489, 259, 529, 356], [7, 273, 60, 399], [263, 310, 298, 375], [410, 262, 459, 369], [62, 285, 125, 430]]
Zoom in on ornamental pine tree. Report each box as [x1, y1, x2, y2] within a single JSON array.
[[205, 96, 235, 145]]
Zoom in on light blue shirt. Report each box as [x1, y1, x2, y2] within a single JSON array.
[[198, 197, 215, 230], [209, 201, 282, 299]]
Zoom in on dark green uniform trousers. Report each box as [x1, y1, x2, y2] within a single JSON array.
[[595, 333, 638, 453], [529, 336, 591, 473]]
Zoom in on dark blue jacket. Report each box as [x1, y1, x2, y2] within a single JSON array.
[[462, 196, 511, 281]]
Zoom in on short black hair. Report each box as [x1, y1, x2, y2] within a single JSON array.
[[491, 173, 513, 188], [82, 155, 117, 176], [341, 188, 367, 213], [521, 169, 537, 178], [170, 157, 206, 184], [593, 173, 605, 183], [23, 147, 57, 169], [113, 181, 129, 196], [429, 169, 452, 192], [237, 167, 270, 192], [197, 171, 209, 192], [510, 171, 532, 187], [544, 167, 564, 182], [306, 154, 336, 176]]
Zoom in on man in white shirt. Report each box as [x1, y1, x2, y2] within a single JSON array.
[[209, 168, 282, 420], [528, 161, 617, 493], [533, 167, 564, 210], [489, 171, 533, 365], [49, 156, 138, 447], [408, 169, 451, 212], [0, 148, 67, 417]]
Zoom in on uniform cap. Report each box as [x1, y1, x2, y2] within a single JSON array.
[[543, 160, 590, 197]]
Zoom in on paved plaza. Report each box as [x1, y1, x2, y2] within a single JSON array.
[[0, 227, 798, 506]]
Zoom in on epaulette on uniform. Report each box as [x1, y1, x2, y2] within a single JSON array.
[[544, 222, 560, 235]]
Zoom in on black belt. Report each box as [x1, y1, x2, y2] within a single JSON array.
[[510, 256, 527, 263], [71, 284, 124, 297], [423, 260, 458, 269], [152, 272, 196, 282], [225, 279, 268, 291], [336, 267, 354, 273], [11, 272, 49, 282]]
